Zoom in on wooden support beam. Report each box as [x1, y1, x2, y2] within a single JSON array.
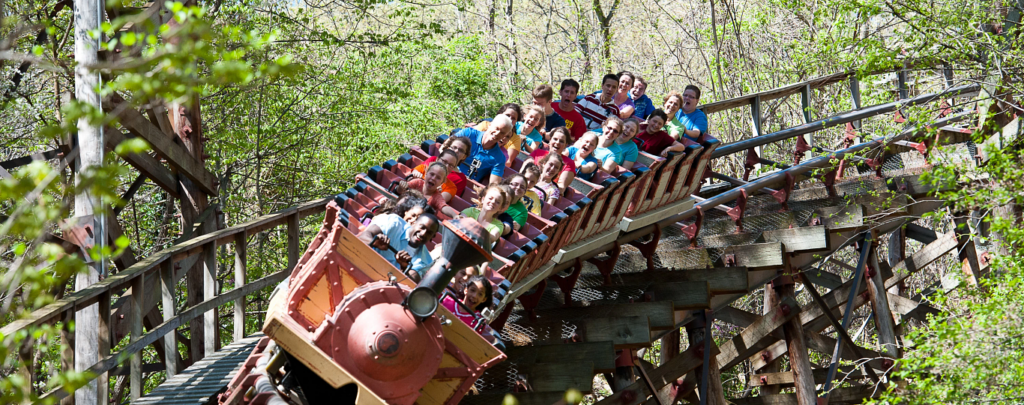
[[106, 99, 218, 196], [596, 337, 719, 405], [887, 293, 941, 324], [233, 232, 247, 341], [866, 247, 900, 360], [905, 223, 938, 244], [714, 306, 758, 328], [777, 281, 816, 405], [159, 260, 177, 378], [716, 296, 801, 370], [762, 226, 829, 253], [954, 216, 983, 286], [104, 128, 180, 199], [506, 341, 616, 373], [612, 268, 748, 294], [647, 282, 711, 310], [202, 242, 217, 356], [884, 232, 959, 290], [523, 362, 596, 393], [731, 387, 877, 404], [584, 316, 652, 348], [535, 302, 676, 330], [129, 275, 143, 400]]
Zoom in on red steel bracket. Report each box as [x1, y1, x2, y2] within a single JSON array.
[[680, 208, 705, 247], [551, 258, 585, 306], [793, 135, 812, 165], [516, 278, 548, 321], [726, 189, 749, 233], [842, 123, 858, 148], [586, 242, 622, 286], [743, 148, 759, 181], [770, 172, 795, 211], [627, 226, 662, 272]]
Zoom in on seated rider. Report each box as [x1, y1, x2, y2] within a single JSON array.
[[441, 275, 498, 343], [357, 206, 440, 281], [634, 109, 689, 158], [596, 116, 639, 172], [455, 114, 514, 186]]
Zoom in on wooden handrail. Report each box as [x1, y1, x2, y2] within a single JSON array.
[[0, 197, 327, 339]]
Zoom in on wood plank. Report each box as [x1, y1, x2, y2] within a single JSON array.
[[761, 226, 828, 253], [715, 306, 758, 328], [867, 250, 900, 359], [524, 362, 596, 393], [884, 231, 958, 290], [814, 204, 863, 230], [647, 282, 711, 310], [535, 301, 676, 330], [584, 316, 651, 348], [506, 341, 616, 373], [725, 242, 785, 268], [613, 267, 749, 294], [107, 99, 218, 196], [716, 295, 801, 370], [750, 367, 873, 386]]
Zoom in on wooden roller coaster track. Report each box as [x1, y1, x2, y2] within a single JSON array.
[[2, 62, 1018, 405]]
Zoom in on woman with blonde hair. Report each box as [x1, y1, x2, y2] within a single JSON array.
[[460, 184, 509, 242]]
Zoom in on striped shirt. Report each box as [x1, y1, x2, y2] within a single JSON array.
[[576, 94, 620, 130]]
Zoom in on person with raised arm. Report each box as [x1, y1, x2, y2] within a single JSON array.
[[566, 132, 602, 182], [545, 79, 588, 142], [630, 75, 656, 120], [357, 201, 440, 280], [454, 114, 514, 186], [523, 126, 576, 192], [635, 109, 689, 157], [576, 73, 621, 130]]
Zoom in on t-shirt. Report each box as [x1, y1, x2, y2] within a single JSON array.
[[551, 102, 587, 141], [506, 200, 528, 228], [497, 212, 515, 236], [634, 125, 677, 155], [595, 90, 635, 117], [407, 179, 447, 214], [521, 191, 543, 214], [455, 128, 506, 183], [504, 131, 522, 154], [592, 146, 617, 167], [566, 146, 600, 182], [413, 158, 459, 197], [461, 207, 504, 240], [545, 110, 566, 134], [604, 141, 639, 166], [533, 182, 560, 204], [368, 214, 433, 275], [517, 122, 544, 150], [631, 93, 655, 120], [676, 109, 709, 141], [576, 94, 620, 130], [529, 149, 576, 176]]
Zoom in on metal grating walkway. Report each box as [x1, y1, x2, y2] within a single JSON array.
[[132, 334, 263, 404]]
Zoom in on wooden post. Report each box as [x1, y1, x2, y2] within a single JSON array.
[[760, 286, 782, 395], [203, 242, 218, 356], [777, 278, 816, 405], [287, 213, 300, 271], [867, 247, 900, 360], [129, 275, 144, 400], [887, 227, 906, 295], [73, 0, 103, 399], [160, 260, 177, 378], [18, 337, 34, 401], [234, 232, 248, 341], [61, 309, 75, 405], [656, 330, 680, 404], [685, 313, 726, 405], [97, 291, 111, 404]]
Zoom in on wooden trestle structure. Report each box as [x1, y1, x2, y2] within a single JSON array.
[[2, 60, 1019, 405]]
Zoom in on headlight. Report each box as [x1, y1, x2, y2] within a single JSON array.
[[406, 286, 438, 319]]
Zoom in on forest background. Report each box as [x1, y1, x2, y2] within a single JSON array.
[[1, 0, 1022, 402]]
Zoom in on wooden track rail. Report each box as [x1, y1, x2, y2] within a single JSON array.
[[2, 64, 1008, 405]]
